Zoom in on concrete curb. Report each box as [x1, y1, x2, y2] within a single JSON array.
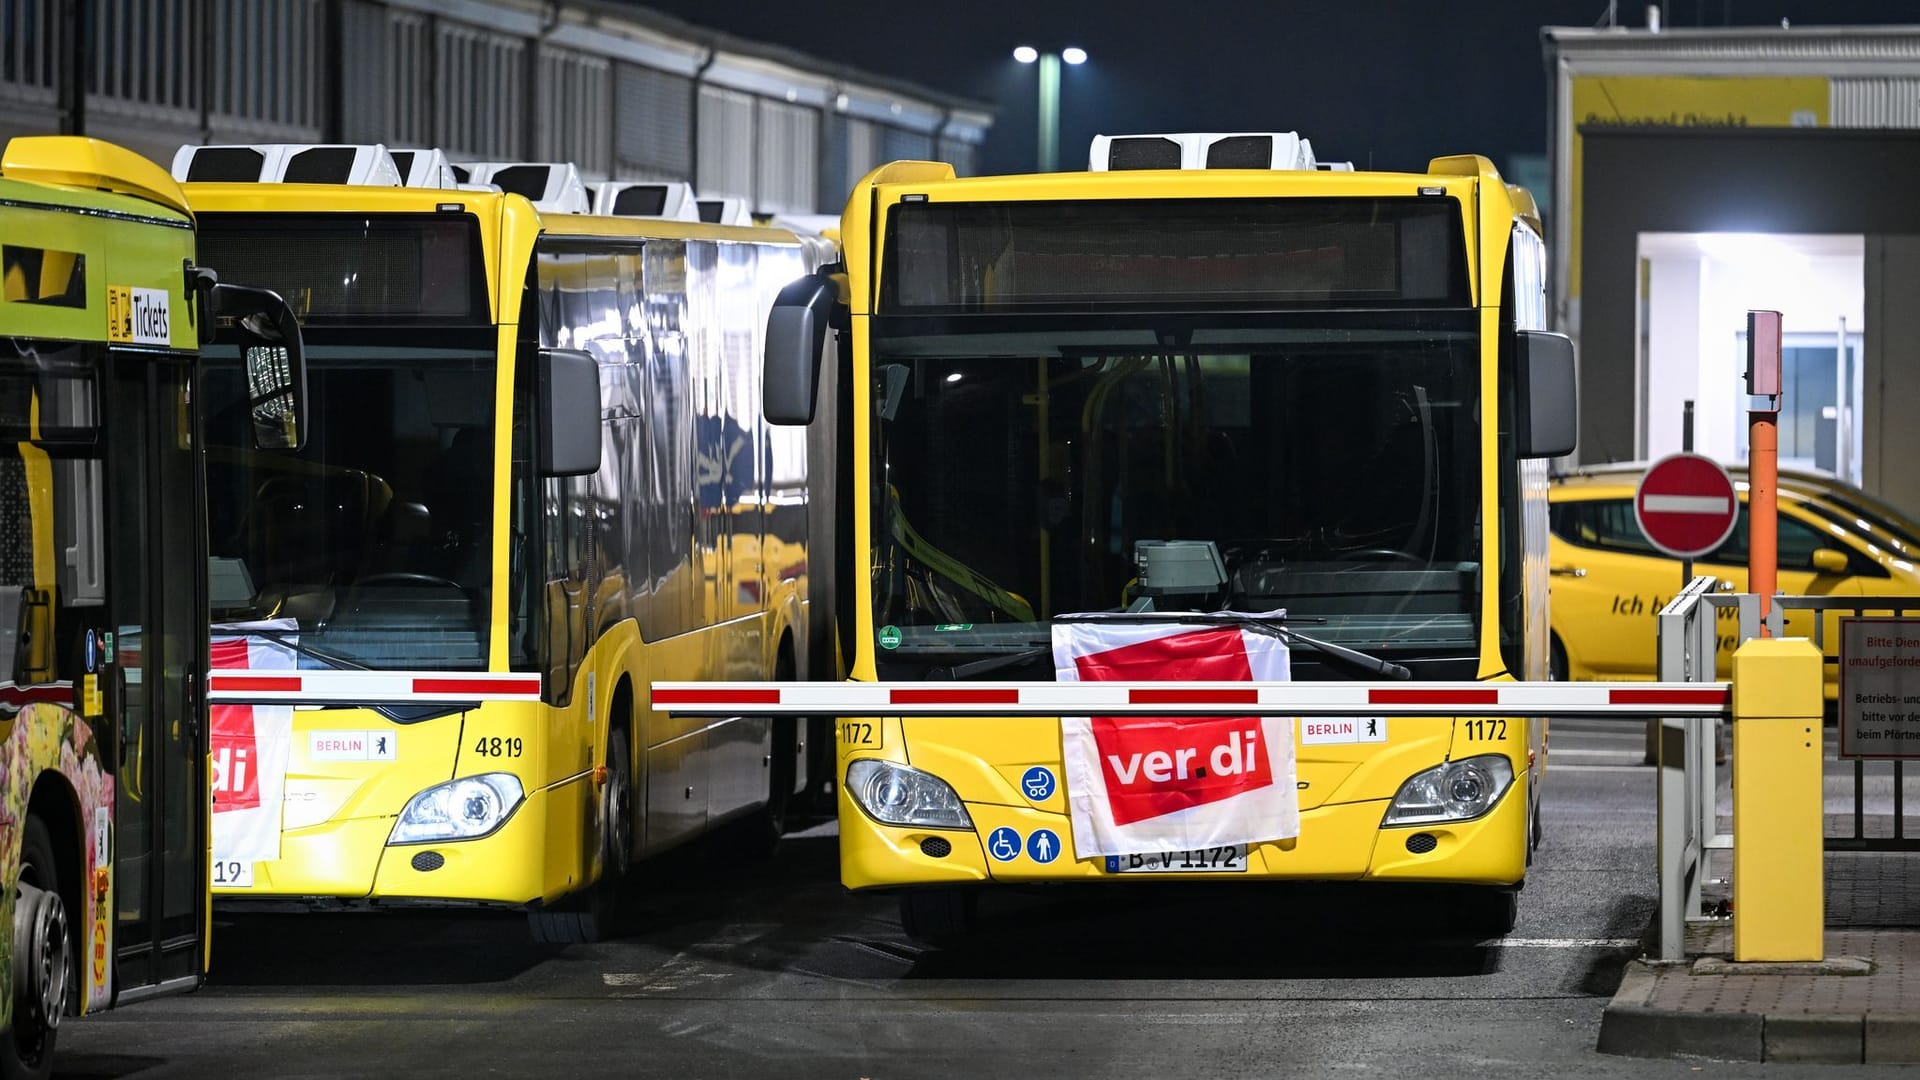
[[1597, 960, 1920, 1063]]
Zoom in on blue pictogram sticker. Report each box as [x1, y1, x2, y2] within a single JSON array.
[[83, 629, 97, 674], [1020, 765, 1056, 802], [986, 826, 1023, 862], [1027, 828, 1061, 864]]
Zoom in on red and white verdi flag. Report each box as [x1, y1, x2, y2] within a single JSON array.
[[1054, 613, 1299, 857], [211, 620, 298, 866]]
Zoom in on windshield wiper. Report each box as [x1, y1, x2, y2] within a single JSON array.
[[220, 626, 366, 672], [1052, 612, 1412, 680], [935, 647, 1053, 680]]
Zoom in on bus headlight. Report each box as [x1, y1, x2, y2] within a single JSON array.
[[389, 773, 525, 844], [846, 759, 973, 830], [1382, 754, 1514, 826]]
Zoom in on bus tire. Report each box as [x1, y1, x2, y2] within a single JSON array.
[[2, 816, 70, 1080], [527, 728, 633, 946], [1448, 885, 1519, 939], [898, 888, 976, 946], [527, 885, 617, 945]]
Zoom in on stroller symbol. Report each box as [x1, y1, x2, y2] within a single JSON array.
[[1021, 766, 1057, 802]]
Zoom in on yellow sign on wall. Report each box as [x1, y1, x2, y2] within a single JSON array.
[[1566, 76, 1830, 300]]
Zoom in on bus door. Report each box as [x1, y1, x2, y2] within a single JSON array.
[[105, 351, 205, 999]]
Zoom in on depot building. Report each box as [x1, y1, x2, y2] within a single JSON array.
[[1545, 24, 1920, 514]]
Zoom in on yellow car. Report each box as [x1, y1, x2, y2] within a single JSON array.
[[1546, 465, 1920, 691]]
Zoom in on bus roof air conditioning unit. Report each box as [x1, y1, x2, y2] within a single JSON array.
[[171, 143, 403, 186], [593, 180, 700, 220], [1090, 132, 1323, 172], [695, 196, 751, 226], [385, 148, 468, 189], [457, 162, 591, 214]]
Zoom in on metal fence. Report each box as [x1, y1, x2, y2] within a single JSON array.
[[1766, 593, 1920, 852]]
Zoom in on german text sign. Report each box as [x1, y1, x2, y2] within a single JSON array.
[[1635, 453, 1739, 559], [1840, 617, 1920, 759]]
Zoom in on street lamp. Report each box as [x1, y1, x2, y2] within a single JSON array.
[[1014, 45, 1087, 172]]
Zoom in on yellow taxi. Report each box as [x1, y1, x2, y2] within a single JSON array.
[[1547, 464, 1920, 692]]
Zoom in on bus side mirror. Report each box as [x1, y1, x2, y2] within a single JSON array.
[[209, 282, 308, 452], [764, 273, 836, 426], [1516, 330, 1577, 459], [538, 348, 601, 477]]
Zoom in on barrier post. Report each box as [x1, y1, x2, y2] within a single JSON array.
[[1731, 637, 1824, 962]]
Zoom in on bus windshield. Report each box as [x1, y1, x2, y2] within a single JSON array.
[[870, 316, 1482, 678], [203, 336, 497, 670]]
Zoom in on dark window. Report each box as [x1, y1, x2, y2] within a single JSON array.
[[1106, 137, 1182, 170], [697, 200, 724, 223], [1705, 507, 1852, 572], [1549, 497, 1660, 556], [389, 151, 416, 177], [184, 147, 264, 182], [490, 165, 553, 202], [197, 213, 488, 325], [612, 185, 669, 216], [1, 246, 85, 307], [284, 147, 358, 184], [1205, 136, 1273, 169], [884, 197, 1470, 313]]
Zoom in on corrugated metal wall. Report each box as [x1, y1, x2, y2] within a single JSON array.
[[614, 61, 693, 180], [1833, 77, 1920, 128], [0, 0, 988, 214], [696, 83, 755, 199]]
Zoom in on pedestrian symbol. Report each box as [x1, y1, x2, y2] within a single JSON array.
[[1020, 766, 1056, 802], [1027, 828, 1061, 864], [987, 826, 1022, 862]]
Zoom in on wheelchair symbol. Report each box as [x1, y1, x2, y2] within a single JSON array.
[[1020, 766, 1056, 802], [987, 826, 1022, 862]]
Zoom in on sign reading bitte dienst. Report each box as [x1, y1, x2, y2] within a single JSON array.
[[1839, 616, 1920, 760]]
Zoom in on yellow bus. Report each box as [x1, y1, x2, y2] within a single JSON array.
[[178, 147, 831, 942], [758, 133, 1577, 941], [0, 136, 304, 1078]]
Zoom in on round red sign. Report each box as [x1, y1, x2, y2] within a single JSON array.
[[1634, 452, 1739, 559]]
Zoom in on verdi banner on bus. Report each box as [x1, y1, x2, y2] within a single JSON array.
[[211, 621, 298, 869], [1053, 613, 1299, 857]]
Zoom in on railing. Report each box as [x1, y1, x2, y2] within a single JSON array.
[[1654, 577, 1759, 959]]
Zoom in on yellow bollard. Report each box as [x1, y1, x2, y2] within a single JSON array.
[[1731, 637, 1825, 962]]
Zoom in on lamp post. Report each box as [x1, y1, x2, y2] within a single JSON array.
[[1014, 45, 1087, 172]]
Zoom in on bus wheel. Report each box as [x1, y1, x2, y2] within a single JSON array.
[[1448, 886, 1518, 940], [527, 731, 632, 945], [898, 888, 977, 946], [3, 817, 70, 1080], [601, 728, 634, 883]]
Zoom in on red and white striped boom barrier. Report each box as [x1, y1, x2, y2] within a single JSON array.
[[208, 669, 543, 706], [650, 680, 1731, 718]]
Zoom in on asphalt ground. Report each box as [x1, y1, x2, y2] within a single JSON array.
[[55, 720, 1920, 1078]]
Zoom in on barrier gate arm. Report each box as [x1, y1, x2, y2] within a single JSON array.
[[651, 680, 1731, 718]]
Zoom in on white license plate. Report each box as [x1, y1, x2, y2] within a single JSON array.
[[1104, 845, 1248, 874]]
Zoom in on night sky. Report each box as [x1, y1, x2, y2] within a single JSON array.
[[625, 0, 1920, 176]]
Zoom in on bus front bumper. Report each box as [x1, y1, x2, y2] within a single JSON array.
[[839, 780, 1529, 890], [214, 780, 586, 907]]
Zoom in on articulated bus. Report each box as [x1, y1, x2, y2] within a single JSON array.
[[0, 136, 303, 1078], [178, 147, 833, 941], [755, 133, 1578, 941]]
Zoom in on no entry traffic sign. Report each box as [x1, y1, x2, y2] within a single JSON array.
[[1635, 452, 1739, 559]]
